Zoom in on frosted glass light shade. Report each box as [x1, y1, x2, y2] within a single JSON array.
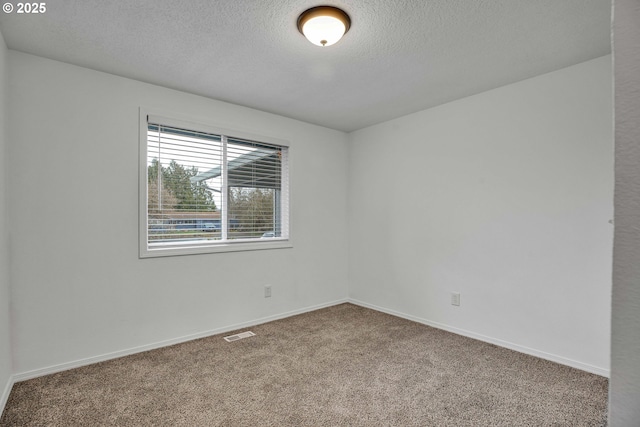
[[297, 6, 351, 47], [301, 16, 346, 47]]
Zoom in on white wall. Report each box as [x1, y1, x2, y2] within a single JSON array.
[[0, 30, 13, 407], [2, 45, 614, 385], [610, 0, 640, 423], [348, 56, 613, 375], [7, 51, 349, 375]]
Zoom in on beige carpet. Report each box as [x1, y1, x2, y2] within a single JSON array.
[[1, 303, 608, 426]]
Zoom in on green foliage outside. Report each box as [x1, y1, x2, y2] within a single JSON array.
[[148, 159, 216, 214], [228, 187, 275, 236]]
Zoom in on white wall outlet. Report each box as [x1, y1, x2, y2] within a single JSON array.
[[451, 292, 461, 306], [264, 285, 272, 298]]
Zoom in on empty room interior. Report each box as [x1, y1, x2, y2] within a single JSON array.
[[0, 0, 639, 425]]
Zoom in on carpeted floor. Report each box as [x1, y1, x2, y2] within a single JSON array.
[[0, 303, 608, 426]]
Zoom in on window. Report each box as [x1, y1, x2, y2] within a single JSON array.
[[139, 111, 290, 257]]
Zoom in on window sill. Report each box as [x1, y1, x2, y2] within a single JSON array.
[[140, 239, 293, 258]]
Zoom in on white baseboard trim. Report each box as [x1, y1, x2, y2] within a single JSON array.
[[13, 298, 349, 383], [348, 298, 610, 378], [0, 374, 15, 417], [10, 297, 608, 386]]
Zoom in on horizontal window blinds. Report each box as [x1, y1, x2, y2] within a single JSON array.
[[146, 120, 288, 250]]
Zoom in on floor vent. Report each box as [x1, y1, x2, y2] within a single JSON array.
[[223, 331, 256, 342]]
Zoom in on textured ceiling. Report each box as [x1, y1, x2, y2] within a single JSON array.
[[0, 0, 611, 132]]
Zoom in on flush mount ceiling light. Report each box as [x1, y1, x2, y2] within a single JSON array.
[[297, 6, 351, 47]]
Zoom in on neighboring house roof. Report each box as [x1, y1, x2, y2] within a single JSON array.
[[162, 212, 221, 220]]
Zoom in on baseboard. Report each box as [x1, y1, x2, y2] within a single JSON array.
[[0, 374, 15, 417], [13, 298, 349, 382], [348, 298, 610, 378], [11, 296, 607, 384]]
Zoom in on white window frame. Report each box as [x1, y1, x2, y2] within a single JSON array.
[[139, 108, 292, 258]]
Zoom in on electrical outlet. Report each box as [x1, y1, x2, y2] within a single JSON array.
[[264, 285, 272, 298], [451, 292, 460, 306]]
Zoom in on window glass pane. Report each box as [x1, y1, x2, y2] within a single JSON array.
[[227, 138, 282, 239], [147, 124, 222, 247]]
